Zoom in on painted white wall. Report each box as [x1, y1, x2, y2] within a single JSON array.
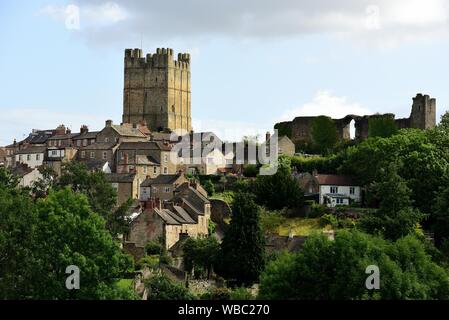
[[319, 185, 361, 206], [18, 168, 43, 188], [15, 152, 44, 168]]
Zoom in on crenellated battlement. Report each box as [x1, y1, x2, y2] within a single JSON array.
[[125, 48, 190, 70]]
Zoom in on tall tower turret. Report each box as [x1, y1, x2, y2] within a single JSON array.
[[122, 48, 192, 133], [409, 93, 436, 129]]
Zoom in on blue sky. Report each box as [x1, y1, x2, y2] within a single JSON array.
[[1, 0, 449, 145]]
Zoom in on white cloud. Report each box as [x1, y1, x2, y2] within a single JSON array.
[[38, 0, 449, 48], [38, 2, 128, 30], [279, 91, 372, 121]]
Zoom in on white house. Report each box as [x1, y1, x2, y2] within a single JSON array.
[[11, 164, 43, 188], [14, 146, 46, 169], [315, 174, 361, 207]]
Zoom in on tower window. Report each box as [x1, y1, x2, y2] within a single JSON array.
[[172, 105, 175, 112]]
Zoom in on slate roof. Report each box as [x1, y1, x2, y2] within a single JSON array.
[[11, 164, 34, 177], [118, 141, 171, 151], [85, 159, 109, 171], [111, 125, 147, 138], [15, 146, 47, 154], [48, 133, 77, 140], [136, 155, 160, 165], [105, 173, 136, 183], [155, 208, 181, 225], [172, 206, 196, 224], [73, 131, 99, 140], [141, 174, 185, 187]]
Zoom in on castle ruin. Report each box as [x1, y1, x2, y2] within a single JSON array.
[[122, 48, 192, 133], [275, 93, 436, 145]]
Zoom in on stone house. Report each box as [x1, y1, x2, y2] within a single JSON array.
[[96, 120, 148, 144], [78, 142, 119, 171], [140, 174, 188, 202], [125, 182, 211, 253], [72, 126, 99, 148], [106, 173, 140, 206], [0, 148, 6, 167], [14, 146, 46, 169], [116, 141, 175, 182], [266, 133, 295, 156]]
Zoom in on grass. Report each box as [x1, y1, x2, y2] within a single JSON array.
[[260, 209, 330, 236], [210, 191, 235, 206], [116, 278, 133, 290]]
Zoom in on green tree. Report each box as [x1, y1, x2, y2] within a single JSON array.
[[368, 115, 398, 138], [58, 162, 130, 238], [183, 237, 220, 279], [203, 180, 215, 196], [359, 164, 425, 241], [217, 193, 265, 286], [0, 186, 135, 299], [145, 273, 195, 300], [311, 116, 338, 154], [252, 156, 303, 210], [431, 183, 449, 246], [259, 230, 449, 300]]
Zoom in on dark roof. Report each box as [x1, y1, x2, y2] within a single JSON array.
[[174, 183, 210, 214], [73, 131, 99, 140], [11, 164, 34, 177], [141, 174, 185, 187], [79, 142, 116, 150], [155, 208, 181, 225], [172, 206, 196, 224], [85, 159, 109, 171], [111, 124, 147, 138], [15, 146, 47, 154], [315, 174, 358, 186], [118, 141, 171, 151], [136, 155, 160, 165], [48, 133, 76, 140], [105, 173, 136, 183]]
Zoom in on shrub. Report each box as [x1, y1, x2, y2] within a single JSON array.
[[230, 287, 254, 300], [145, 240, 163, 255]]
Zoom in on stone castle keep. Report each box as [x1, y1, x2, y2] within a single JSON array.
[[275, 93, 436, 144], [122, 48, 192, 133]]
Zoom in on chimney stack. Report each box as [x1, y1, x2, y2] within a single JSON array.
[[80, 125, 89, 134], [106, 120, 113, 127]]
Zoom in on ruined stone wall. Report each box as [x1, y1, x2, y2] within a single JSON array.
[[123, 48, 192, 133], [275, 94, 437, 146]]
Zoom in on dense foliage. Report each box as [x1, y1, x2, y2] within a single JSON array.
[[217, 193, 265, 286], [0, 170, 135, 299], [259, 230, 449, 300], [311, 116, 338, 154]]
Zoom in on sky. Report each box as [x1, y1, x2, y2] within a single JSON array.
[[1, 0, 449, 145]]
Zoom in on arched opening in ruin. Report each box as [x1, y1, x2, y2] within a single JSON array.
[[349, 119, 356, 140]]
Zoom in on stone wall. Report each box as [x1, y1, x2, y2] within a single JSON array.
[[275, 94, 437, 146], [123, 48, 192, 133]]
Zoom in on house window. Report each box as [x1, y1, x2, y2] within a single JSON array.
[[102, 151, 107, 160], [19, 155, 22, 161], [81, 151, 86, 158], [330, 186, 338, 194], [27, 155, 31, 161], [164, 154, 168, 163], [36, 154, 40, 160], [336, 198, 344, 205], [76, 140, 81, 147], [120, 152, 125, 160], [153, 167, 157, 174], [143, 166, 147, 174], [163, 167, 168, 174], [83, 139, 87, 147], [350, 187, 355, 195], [90, 151, 95, 159], [105, 138, 109, 143], [52, 151, 57, 156], [165, 187, 171, 193]]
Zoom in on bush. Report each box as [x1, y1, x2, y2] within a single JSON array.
[[203, 180, 215, 196], [201, 287, 231, 300], [308, 203, 330, 218], [146, 274, 196, 300], [321, 214, 338, 228], [136, 255, 159, 270], [243, 164, 259, 178], [145, 240, 163, 255]]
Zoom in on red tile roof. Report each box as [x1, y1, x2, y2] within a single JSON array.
[[315, 174, 357, 186]]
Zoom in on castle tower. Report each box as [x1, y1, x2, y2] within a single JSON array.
[[122, 48, 192, 133], [409, 93, 436, 129]]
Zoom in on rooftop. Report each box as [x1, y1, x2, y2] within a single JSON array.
[[315, 174, 358, 186]]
